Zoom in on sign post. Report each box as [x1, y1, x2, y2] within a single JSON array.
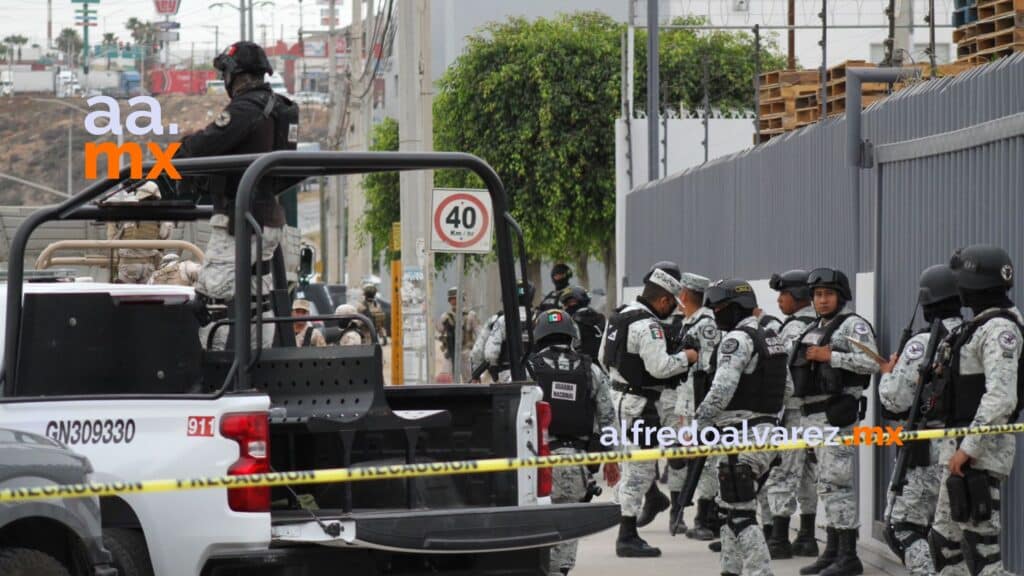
[[431, 188, 492, 382]]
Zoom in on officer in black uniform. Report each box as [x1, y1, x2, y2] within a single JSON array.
[[560, 286, 607, 361], [527, 309, 616, 574], [538, 263, 574, 312], [177, 41, 299, 349]]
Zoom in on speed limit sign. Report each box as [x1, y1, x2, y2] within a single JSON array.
[[431, 188, 493, 253]]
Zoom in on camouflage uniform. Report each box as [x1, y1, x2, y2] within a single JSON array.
[[149, 254, 202, 286], [484, 307, 529, 383], [439, 307, 480, 380], [929, 307, 1021, 576], [111, 220, 174, 283], [356, 297, 388, 343], [764, 305, 819, 519], [696, 315, 786, 576], [879, 316, 962, 575], [470, 313, 501, 381]]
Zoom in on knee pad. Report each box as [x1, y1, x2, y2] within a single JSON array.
[[724, 509, 758, 536], [718, 462, 756, 504], [887, 522, 927, 564], [962, 530, 1001, 576], [927, 528, 964, 572]]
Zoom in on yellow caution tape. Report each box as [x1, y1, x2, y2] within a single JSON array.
[[2, 422, 1023, 504]]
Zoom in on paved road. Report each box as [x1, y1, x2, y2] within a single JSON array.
[[571, 491, 905, 575]]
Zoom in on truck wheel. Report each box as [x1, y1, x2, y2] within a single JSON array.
[[0, 548, 71, 576], [104, 528, 154, 576]]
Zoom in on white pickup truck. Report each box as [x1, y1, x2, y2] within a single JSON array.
[[0, 151, 619, 576]]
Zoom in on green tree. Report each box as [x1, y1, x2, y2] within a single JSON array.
[[56, 29, 83, 67], [101, 32, 119, 69], [356, 117, 401, 259], [3, 35, 28, 62]]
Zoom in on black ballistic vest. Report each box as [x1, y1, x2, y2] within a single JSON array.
[[530, 348, 595, 439], [789, 313, 872, 397]]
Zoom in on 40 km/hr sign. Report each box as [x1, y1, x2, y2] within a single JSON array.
[[430, 188, 492, 254]]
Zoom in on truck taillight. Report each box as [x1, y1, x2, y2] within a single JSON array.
[[535, 401, 552, 498], [220, 412, 270, 513]]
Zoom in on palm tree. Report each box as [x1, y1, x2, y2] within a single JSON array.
[[56, 28, 83, 68], [10, 35, 27, 61], [0, 44, 7, 64], [101, 32, 118, 69]]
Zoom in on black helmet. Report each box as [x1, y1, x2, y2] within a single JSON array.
[[807, 267, 852, 301], [363, 285, 378, 299], [533, 308, 579, 347], [704, 278, 758, 310], [214, 41, 272, 91], [769, 269, 810, 301], [950, 244, 1014, 291], [918, 264, 959, 305], [559, 285, 590, 312], [517, 281, 535, 307], [551, 263, 573, 290]]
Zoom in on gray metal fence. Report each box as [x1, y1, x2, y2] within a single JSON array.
[[625, 53, 1024, 568]]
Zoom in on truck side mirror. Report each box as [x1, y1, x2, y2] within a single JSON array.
[[299, 245, 315, 284]]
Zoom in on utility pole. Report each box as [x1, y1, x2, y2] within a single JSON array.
[[47, 0, 53, 50], [248, 0, 255, 45], [787, 0, 796, 69], [894, 0, 914, 66], [259, 23, 268, 47], [325, 0, 341, 283], [344, 0, 367, 296], [398, 0, 433, 383], [239, 0, 246, 41], [646, 0, 659, 181], [298, 0, 305, 91]]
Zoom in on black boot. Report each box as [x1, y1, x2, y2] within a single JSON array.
[[616, 516, 662, 557], [819, 529, 863, 576], [636, 483, 671, 528], [685, 499, 716, 540], [763, 523, 773, 541], [708, 540, 722, 552], [668, 491, 686, 534], [792, 513, 820, 557], [768, 516, 794, 559], [799, 527, 839, 575]]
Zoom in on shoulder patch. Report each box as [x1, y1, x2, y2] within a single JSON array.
[[649, 324, 664, 340], [720, 338, 740, 354], [701, 324, 717, 340], [215, 110, 232, 127], [853, 321, 870, 336], [904, 340, 925, 360], [997, 330, 1019, 351]]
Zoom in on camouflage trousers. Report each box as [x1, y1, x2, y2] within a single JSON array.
[[195, 214, 283, 351], [884, 438, 945, 576], [763, 407, 818, 518], [931, 439, 1012, 576], [803, 411, 859, 529], [611, 389, 657, 518], [550, 445, 590, 574], [657, 387, 685, 491], [117, 262, 155, 284], [718, 423, 777, 576]]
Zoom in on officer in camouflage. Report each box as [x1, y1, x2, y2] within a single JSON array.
[[792, 268, 879, 576], [763, 269, 820, 559], [697, 279, 789, 576], [483, 281, 535, 382], [560, 286, 607, 362], [928, 245, 1022, 576], [877, 264, 963, 575], [600, 262, 693, 557], [538, 263, 574, 312], [149, 253, 201, 287], [526, 309, 617, 574], [109, 182, 174, 284], [356, 280, 388, 344]]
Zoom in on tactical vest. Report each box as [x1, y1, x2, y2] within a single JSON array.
[[759, 315, 782, 331], [790, 313, 873, 398], [601, 307, 677, 390], [684, 314, 715, 404], [702, 326, 788, 414], [779, 315, 813, 336], [537, 288, 566, 312], [530, 348, 595, 439], [118, 221, 161, 241], [573, 307, 606, 361], [492, 311, 530, 370], [150, 263, 188, 286], [935, 310, 1024, 427]]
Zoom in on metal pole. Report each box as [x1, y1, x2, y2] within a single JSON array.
[[702, 50, 709, 164], [754, 25, 761, 145], [453, 253, 464, 383], [820, 0, 827, 121], [885, 0, 895, 65], [67, 108, 72, 196], [787, 0, 795, 69], [249, 0, 255, 45], [239, 0, 246, 41], [927, 0, 938, 78], [646, 0, 659, 182]]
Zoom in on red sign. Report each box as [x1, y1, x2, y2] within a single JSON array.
[[154, 0, 181, 15], [187, 416, 215, 437]]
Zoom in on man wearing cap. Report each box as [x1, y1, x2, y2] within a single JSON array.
[[176, 41, 299, 350], [109, 182, 174, 284], [763, 270, 820, 559], [292, 299, 326, 348], [439, 287, 480, 381], [600, 261, 694, 557], [790, 268, 879, 576]]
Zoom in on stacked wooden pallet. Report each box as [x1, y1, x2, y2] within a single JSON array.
[[956, 0, 1024, 64], [825, 60, 890, 117], [756, 69, 819, 142]]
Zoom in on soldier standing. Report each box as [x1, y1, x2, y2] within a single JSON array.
[[109, 182, 174, 284], [560, 286, 607, 362], [697, 279, 788, 576], [878, 264, 963, 575], [599, 262, 692, 557], [791, 268, 880, 576], [538, 263, 574, 312], [763, 270, 820, 559], [438, 287, 480, 381], [928, 245, 1021, 576], [356, 280, 388, 344], [483, 282, 535, 383], [527, 309, 618, 575]]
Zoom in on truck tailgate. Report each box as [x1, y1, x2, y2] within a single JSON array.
[[271, 502, 620, 553]]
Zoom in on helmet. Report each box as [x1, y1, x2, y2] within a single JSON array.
[[447, 287, 458, 299], [135, 181, 161, 200], [559, 285, 591, 310], [807, 267, 852, 301], [769, 269, 810, 301], [214, 41, 272, 91], [950, 244, 1014, 291], [551, 263, 573, 280], [533, 308, 579, 347], [643, 261, 683, 296], [704, 279, 758, 310], [918, 264, 959, 305], [335, 304, 358, 315], [363, 285, 378, 299], [292, 299, 313, 313], [517, 281, 535, 307]]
